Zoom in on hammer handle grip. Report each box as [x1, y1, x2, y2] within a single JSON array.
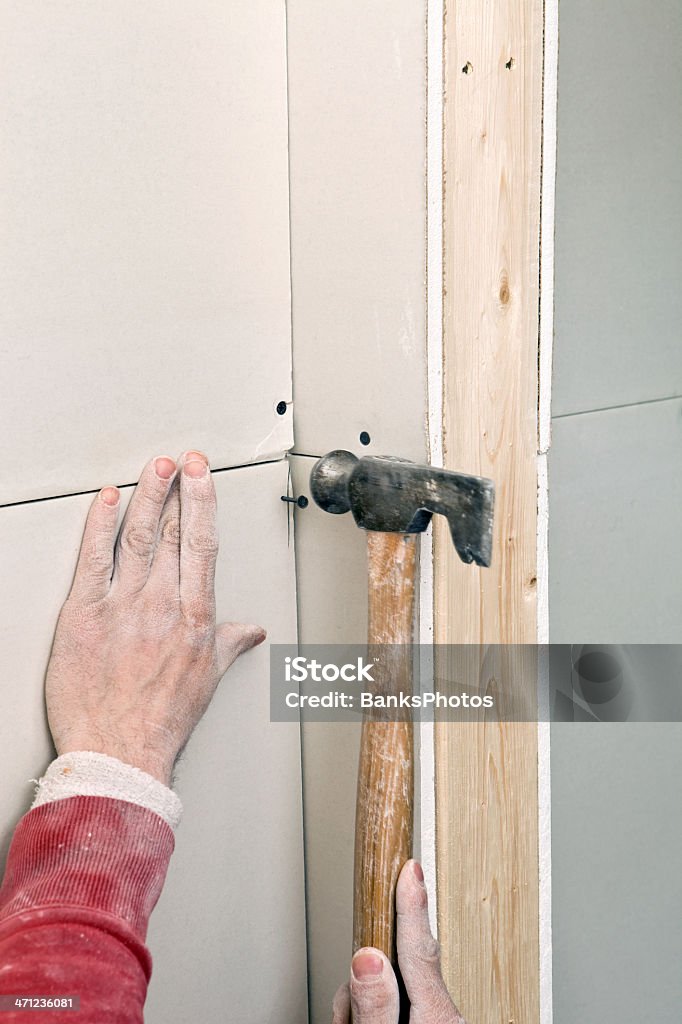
[[353, 531, 416, 961]]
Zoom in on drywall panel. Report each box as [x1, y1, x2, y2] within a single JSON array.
[[549, 398, 682, 643], [0, 1, 292, 504], [286, 1, 428, 462], [550, 722, 682, 1024], [550, 6, 682, 1021], [0, 461, 306, 1023], [552, 0, 682, 417], [289, 454, 364, 1024]]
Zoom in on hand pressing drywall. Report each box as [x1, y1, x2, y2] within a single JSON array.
[[332, 859, 466, 1024], [45, 451, 266, 787]]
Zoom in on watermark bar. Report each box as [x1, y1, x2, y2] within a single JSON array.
[[270, 644, 682, 723]]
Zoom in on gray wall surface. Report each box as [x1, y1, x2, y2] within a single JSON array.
[[550, 723, 682, 1023], [285, 4, 428, 1019], [549, 1, 682, 1020]]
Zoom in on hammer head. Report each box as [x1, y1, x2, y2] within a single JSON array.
[[310, 450, 495, 567]]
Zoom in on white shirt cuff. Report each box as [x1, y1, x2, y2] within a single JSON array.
[[31, 751, 183, 832]]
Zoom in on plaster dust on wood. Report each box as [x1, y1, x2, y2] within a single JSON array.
[[434, 1, 545, 1023]]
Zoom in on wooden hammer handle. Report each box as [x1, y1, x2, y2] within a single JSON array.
[[353, 531, 416, 960]]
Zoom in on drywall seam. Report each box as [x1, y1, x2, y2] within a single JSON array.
[[537, 0, 558, 1020], [282, 4, 311, 1017], [0, 457, 289, 513], [419, 0, 444, 939]]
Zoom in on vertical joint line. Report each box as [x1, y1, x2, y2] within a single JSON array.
[[421, 0, 445, 939]]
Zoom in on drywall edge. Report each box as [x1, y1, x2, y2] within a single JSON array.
[[538, 0, 558, 1019], [419, 0, 444, 939]]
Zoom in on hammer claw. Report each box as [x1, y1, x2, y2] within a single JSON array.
[[310, 450, 495, 567]]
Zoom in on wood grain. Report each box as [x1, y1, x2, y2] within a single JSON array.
[[434, 1, 544, 1022], [354, 532, 416, 962]]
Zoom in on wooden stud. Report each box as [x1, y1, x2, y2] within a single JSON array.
[[434, 1, 544, 1022]]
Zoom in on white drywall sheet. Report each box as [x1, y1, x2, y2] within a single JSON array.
[[286, 4, 429, 1018], [290, 453, 364, 1024], [0, 1, 293, 504], [286, 0, 428, 463], [0, 461, 307, 1023]]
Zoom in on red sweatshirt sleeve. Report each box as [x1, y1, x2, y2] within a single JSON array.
[[0, 796, 174, 1023]]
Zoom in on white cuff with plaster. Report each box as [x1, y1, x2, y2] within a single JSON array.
[[31, 751, 183, 832]]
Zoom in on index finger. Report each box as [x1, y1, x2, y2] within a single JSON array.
[[69, 487, 120, 602], [331, 983, 351, 1023]]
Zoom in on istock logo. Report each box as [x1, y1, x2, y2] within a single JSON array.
[[284, 656, 375, 683]]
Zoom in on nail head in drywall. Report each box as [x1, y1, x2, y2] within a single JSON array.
[[359, 431, 371, 446], [280, 494, 309, 509], [276, 400, 288, 415]]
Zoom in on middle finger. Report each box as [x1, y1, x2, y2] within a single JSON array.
[[111, 455, 177, 593]]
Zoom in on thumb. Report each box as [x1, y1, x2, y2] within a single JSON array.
[[215, 621, 266, 676], [350, 949, 399, 1024], [396, 860, 465, 1023]]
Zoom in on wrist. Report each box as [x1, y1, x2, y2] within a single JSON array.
[[54, 737, 174, 788], [32, 751, 182, 831]]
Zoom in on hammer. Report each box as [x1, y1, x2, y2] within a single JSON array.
[[310, 451, 494, 970]]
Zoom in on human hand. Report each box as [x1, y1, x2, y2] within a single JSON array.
[[332, 860, 465, 1024], [45, 452, 265, 786]]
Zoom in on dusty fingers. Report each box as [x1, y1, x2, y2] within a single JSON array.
[[148, 477, 181, 590], [69, 487, 120, 602], [176, 451, 265, 667], [331, 983, 351, 1024], [178, 450, 219, 623], [112, 455, 177, 593], [347, 949, 400, 1024], [396, 861, 465, 1024]]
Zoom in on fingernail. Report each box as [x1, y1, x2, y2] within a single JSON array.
[[184, 459, 208, 478], [99, 486, 120, 506], [185, 450, 209, 464], [412, 860, 425, 884], [155, 456, 176, 480], [352, 952, 384, 980]]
